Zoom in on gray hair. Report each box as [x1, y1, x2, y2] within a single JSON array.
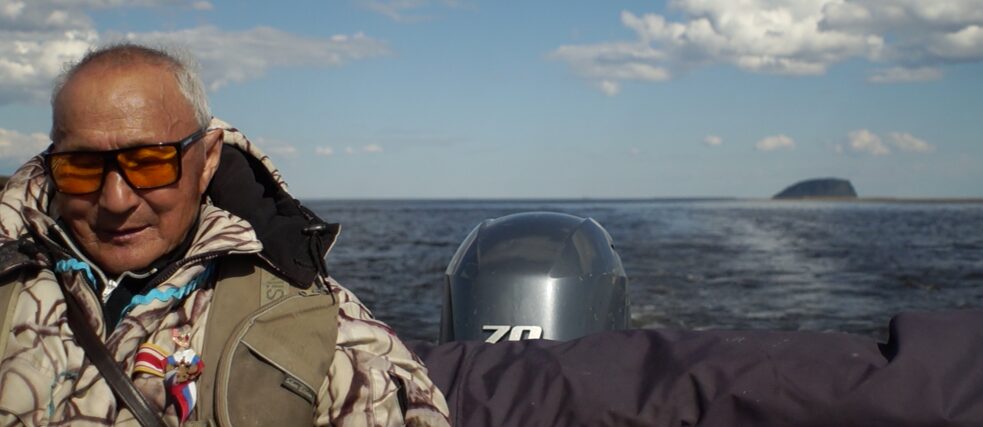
[[51, 42, 211, 139]]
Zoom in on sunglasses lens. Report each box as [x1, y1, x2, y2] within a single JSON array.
[[49, 153, 105, 194], [117, 146, 180, 188]]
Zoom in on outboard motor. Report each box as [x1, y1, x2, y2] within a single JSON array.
[[441, 212, 629, 343]]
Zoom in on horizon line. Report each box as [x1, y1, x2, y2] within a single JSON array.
[[299, 196, 983, 203]]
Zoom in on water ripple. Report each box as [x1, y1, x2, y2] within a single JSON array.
[[309, 199, 983, 342]]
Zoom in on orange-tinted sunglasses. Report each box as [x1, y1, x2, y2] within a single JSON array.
[[45, 128, 207, 195]]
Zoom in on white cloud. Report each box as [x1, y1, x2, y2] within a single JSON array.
[[265, 145, 297, 156], [1, 2, 90, 32], [341, 128, 466, 151], [0, 30, 97, 103], [848, 129, 890, 155], [549, 41, 671, 88], [598, 80, 621, 96], [821, 0, 983, 29], [359, 0, 428, 22], [252, 137, 297, 157], [551, 1, 983, 94], [889, 132, 935, 152], [363, 144, 384, 153], [755, 134, 795, 151], [0, 1, 390, 104], [0, 1, 210, 33], [628, 147, 641, 156], [821, 1, 983, 64], [344, 146, 355, 155], [844, 130, 935, 155], [356, 0, 464, 23], [868, 66, 943, 83], [704, 135, 722, 146], [314, 146, 334, 157], [0, 127, 50, 160], [930, 25, 983, 62], [122, 27, 390, 91], [1, 2, 25, 19]]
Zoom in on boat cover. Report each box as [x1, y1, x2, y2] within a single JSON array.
[[412, 309, 983, 426]]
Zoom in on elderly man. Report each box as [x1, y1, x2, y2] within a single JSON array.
[[0, 44, 449, 426]]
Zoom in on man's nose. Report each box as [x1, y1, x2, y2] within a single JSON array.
[[98, 170, 141, 214]]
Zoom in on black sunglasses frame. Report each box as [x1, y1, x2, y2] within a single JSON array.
[[45, 128, 208, 195]]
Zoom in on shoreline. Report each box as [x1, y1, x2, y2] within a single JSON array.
[[770, 197, 983, 204], [303, 197, 983, 204]]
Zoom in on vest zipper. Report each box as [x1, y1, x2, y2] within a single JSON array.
[[139, 250, 229, 291], [45, 222, 113, 338]]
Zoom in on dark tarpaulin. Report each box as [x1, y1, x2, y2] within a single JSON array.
[[411, 310, 983, 426]]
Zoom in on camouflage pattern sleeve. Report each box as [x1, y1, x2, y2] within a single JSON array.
[[315, 278, 451, 426]]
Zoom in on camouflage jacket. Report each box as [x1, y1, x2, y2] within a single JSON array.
[[0, 118, 450, 426]]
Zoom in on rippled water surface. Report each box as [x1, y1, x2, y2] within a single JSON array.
[[307, 199, 983, 342]]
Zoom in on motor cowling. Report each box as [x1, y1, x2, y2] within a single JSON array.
[[440, 212, 629, 343]]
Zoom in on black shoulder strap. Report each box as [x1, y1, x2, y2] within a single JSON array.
[[62, 289, 167, 427], [2, 238, 162, 424]]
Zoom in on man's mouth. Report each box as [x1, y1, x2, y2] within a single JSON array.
[[97, 225, 149, 243]]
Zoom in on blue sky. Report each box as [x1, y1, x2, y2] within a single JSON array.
[[1, 0, 982, 199]]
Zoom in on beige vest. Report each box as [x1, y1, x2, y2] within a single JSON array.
[[0, 255, 339, 426]]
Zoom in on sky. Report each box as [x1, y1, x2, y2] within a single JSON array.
[[1, 0, 982, 199]]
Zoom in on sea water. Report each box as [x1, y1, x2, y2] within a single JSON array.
[[308, 199, 983, 342]]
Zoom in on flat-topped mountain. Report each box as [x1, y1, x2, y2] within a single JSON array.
[[774, 178, 857, 199]]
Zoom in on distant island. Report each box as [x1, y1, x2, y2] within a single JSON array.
[[773, 178, 858, 199]]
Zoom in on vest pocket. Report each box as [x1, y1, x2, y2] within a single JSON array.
[[213, 292, 338, 426], [222, 345, 315, 426]]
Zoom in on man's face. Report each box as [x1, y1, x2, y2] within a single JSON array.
[[50, 61, 221, 275]]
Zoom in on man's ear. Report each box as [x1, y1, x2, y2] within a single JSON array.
[[198, 128, 224, 195]]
